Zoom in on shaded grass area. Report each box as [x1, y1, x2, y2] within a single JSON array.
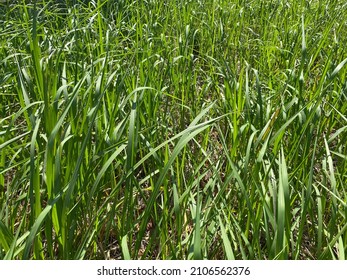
[[0, 0, 346, 259]]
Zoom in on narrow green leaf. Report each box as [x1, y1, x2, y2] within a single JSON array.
[[0, 220, 13, 252], [121, 235, 131, 260], [193, 191, 202, 260], [218, 215, 235, 260]]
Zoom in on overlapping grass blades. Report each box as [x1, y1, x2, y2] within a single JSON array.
[[1, 0, 346, 259]]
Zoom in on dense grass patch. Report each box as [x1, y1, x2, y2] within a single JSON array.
[[0, 0, 346, 259]]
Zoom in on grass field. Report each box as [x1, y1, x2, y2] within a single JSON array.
[[0, 0, 346, 260]]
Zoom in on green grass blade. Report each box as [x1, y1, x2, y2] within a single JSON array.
[[218, 215, 235, 260]]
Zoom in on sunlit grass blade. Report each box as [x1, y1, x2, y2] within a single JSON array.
[[1, 0, 346, 260], [275, 148, 290, 259], [217, 215, 235, 260], [193, 190, 202, 260]]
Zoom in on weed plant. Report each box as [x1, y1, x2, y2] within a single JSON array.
[[0, 0, 346, 259]]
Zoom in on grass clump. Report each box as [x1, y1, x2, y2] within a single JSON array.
[[0, 0, 346, 260]]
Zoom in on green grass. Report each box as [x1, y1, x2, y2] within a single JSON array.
[[0, 0, 346, 260]]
